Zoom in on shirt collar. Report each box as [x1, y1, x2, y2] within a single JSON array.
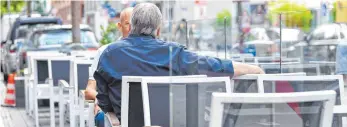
[[128, 34, 155, 39]]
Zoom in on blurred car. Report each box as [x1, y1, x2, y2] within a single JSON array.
[[1, 17, 62, 77], [17, 24, 99, 69], [291, 23, 347, 62]]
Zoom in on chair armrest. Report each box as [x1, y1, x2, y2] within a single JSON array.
[[105, 112, 120, 127], [58, 80, 73, 89], [334, 105, 347, 117]]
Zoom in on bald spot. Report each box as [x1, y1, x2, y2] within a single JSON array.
[[120, 7, 133, 24]]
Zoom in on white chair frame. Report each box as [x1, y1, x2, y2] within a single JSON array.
[[209, 91, 336, 127], [257, 75, 346, 126], [120, 75, 208, 127], [140, 76, 233, 126], [25, 51, 65, 116], [59, 59, 93, 127], [31, 56, 73, 127]]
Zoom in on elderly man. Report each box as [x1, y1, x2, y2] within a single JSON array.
[[94, 2, 264, 122], [85, 7, 133, 127]]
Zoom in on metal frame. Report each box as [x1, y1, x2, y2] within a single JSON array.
[[140, 76, 232, 126], [31, 56, 73, 127], [209, 91, 336, 127], [59, 59, 93, 127], [25, 51, 65, 116], [120, 75, 208, 127], [233, 73, 307, 80]]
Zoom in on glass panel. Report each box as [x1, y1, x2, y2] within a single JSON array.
[[222, 102, 323, 127], [147, 82, 227, 127], [184, 18, 228, 59]]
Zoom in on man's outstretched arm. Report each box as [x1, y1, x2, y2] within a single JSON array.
[[232, 62, 265, 76]]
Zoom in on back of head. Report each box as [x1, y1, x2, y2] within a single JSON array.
[[130, 3, 162, 37]]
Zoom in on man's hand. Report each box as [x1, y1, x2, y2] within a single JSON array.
[[85, 80, 98, 100], [233, 62, 265, 77]]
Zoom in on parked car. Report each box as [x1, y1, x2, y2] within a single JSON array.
[[17, 24, 99, 69], [290, 23, 347, 62], [1, 17, 62, 78]]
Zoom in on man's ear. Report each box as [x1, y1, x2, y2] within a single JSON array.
[[117, 22, 121, 28]]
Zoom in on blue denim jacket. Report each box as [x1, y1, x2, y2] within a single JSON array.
[[336, 43, 347, 74], [94, 34, 234, 118]]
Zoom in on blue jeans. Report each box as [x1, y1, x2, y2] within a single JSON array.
[[95, 110, 105, 127], [336, 44, 347, 74]]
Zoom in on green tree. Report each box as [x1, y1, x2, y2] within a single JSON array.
[[216, 9, 231, 27], [1, 1, 25, 16], [268, 0, 313, 32], [100, 23, 119, 45], [332, 2, 337, 22]]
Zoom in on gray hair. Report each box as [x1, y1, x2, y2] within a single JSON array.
[[130, 3, 162, 36]]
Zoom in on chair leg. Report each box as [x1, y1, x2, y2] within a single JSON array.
[[79, 102, 85, 127], [34, 97, 39, 127], [88, 103, 95, 127], [29, 84, 34, 117], [50, 98, 55, 127], [24, 78, 28, 115], [59, 98, 65, 127], [70, 102, 76, 127]]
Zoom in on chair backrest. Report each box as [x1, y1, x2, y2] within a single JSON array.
[[27, 51, 65, 75], [257, 75, 344, 105], [47, 57, 72, 86], [70, 51, 97, 60], [31, 56, 50, 85], [243, 57, 301, 64], [309, 61, 336, 75], [69, 59, 92, 99], [121, 75, 208, 127], [260, 63, 320, 75], [232, 73, 306, 93], [140, 76, 232, 127], [209, 91, 336, 127]]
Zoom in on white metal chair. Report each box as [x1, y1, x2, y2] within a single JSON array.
[[25, 51, 65, 116], [31, 56, 72, 127], [139, 76, 232, 127], [209, 91, 336, 127], [257, 75, 345, 127], [120, 75, 208, 127], [59, 59, 92, 127]]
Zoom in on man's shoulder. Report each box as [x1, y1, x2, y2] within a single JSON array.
[[105, 39, 131, 51]]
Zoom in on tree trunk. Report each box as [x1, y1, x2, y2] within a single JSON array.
[[71, 1, 81, 43]]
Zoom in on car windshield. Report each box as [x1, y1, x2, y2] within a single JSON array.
[[35, 29, 97, 46]]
